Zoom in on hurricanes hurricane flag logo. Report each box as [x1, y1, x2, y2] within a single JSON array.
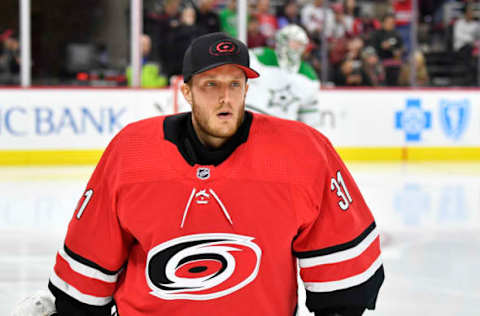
[[146, 233, 262, 300], [209, 40, 239, 56]]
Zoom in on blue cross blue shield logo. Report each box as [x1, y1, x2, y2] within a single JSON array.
[[439, 99, 470, 140], [395, 99, 432, 142]]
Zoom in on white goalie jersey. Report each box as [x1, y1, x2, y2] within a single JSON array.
[[245, 47, 321, 128]]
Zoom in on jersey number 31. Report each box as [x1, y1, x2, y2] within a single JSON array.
[[330, 171, 353, 211]]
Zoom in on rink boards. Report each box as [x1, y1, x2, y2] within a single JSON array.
[[0, 88, 479, 165]]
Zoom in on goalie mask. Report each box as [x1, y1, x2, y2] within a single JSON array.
[[275, 24, 308, 73]]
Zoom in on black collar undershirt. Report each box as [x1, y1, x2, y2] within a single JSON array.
[[164, 111, 253, 166]]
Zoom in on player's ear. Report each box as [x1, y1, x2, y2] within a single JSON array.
[[244, 81, 249, 99], [180, 83, 193, 106]]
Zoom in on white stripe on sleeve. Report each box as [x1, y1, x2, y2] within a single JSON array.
[[58, 248, 120, 283], [50, 269, 113, 306], [299, 227, 379, 268], [303, 256, 383, 293]]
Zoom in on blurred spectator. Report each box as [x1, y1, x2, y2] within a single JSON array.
[[353, 5, 381, 40], [253, 0, 278, 46], [166, 7, 207, 79], [277, 1, 302, 29], [392, 0, 413, 55], [370, 12, 404, 86], [328, 37, 348, 67], [453, 3, 480, 86], [334, 58, 366, 86], [0, 28, 14, 46], [361, 46, 385, 86], [345, 36, 364, 60], [398, 50, 429, 86], [331, 36, 365, 84], [343, 0, 361, 35], [453, 4, 479, 52], [0, 29, 20, 85], [301, 0, 335, 40], [195, 0, 221, 34], [219, 0, 238, 37], [329, 36, 363, 70], [420, 0, 452, 25], [300, 0, 334, 80], [343, 0, 370, 38], [126, 34, 167, 88], [344, 0, 357, 17], [146, 0, 181, 67], [330, 3, 354, 39], [248, 16, 268, 48]]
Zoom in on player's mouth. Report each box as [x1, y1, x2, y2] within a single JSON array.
[[217, 111, 233, 119]]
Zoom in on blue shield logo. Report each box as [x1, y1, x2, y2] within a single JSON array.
[[439, 99, 470, 140]]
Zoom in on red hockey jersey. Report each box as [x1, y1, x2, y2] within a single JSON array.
[[50, 113, 383, 315]]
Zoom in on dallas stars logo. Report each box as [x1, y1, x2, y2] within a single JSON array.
[[268, 84, 300, 113]]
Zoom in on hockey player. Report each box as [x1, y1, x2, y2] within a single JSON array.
[[12, 33, 383, 316], [245, 24, 322, 129]]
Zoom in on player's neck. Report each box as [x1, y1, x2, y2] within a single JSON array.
[[185, 112, 252, 165], [193, 125, 228, 149]]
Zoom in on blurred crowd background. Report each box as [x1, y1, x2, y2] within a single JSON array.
[[0, 0, 479, 88]]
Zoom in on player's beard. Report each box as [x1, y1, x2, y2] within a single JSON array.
[[190, 95, 245, 148]]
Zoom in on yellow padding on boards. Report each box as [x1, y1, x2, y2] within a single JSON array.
[[0, 147, 479, 165], [337, 147, 480, 162], [0, 150, 103, 165], [337, 147, 405, 161], [407, 147, 480, 161]]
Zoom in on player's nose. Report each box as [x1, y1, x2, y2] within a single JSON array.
[[218, 85, 233, 105]]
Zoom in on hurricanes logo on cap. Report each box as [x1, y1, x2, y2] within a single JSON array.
[[209, 40, 239, 56]]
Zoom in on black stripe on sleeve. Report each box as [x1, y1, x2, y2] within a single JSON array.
[[48, 281, 114, 315], [306, 265, 384, 312], [293, 222, 376, 258], [314, 306, 365, 316], [64, 245, 121, 276]]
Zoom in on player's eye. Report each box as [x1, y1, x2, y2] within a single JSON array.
[[206, 81, 217, 87], [231, 81, 241, 87]]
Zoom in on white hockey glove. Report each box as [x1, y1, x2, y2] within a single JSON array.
[[11, 290, 56, 316]]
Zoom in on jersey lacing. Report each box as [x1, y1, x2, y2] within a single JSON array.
[[180, 188, 233, 228]]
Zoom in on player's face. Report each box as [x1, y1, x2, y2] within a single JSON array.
[[181, 65, 249, 149]]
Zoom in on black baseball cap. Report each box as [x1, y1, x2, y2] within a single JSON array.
[[183, 32, 260, 83]]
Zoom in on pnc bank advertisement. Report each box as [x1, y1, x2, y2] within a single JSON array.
[[0, 88, 479, 162]]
